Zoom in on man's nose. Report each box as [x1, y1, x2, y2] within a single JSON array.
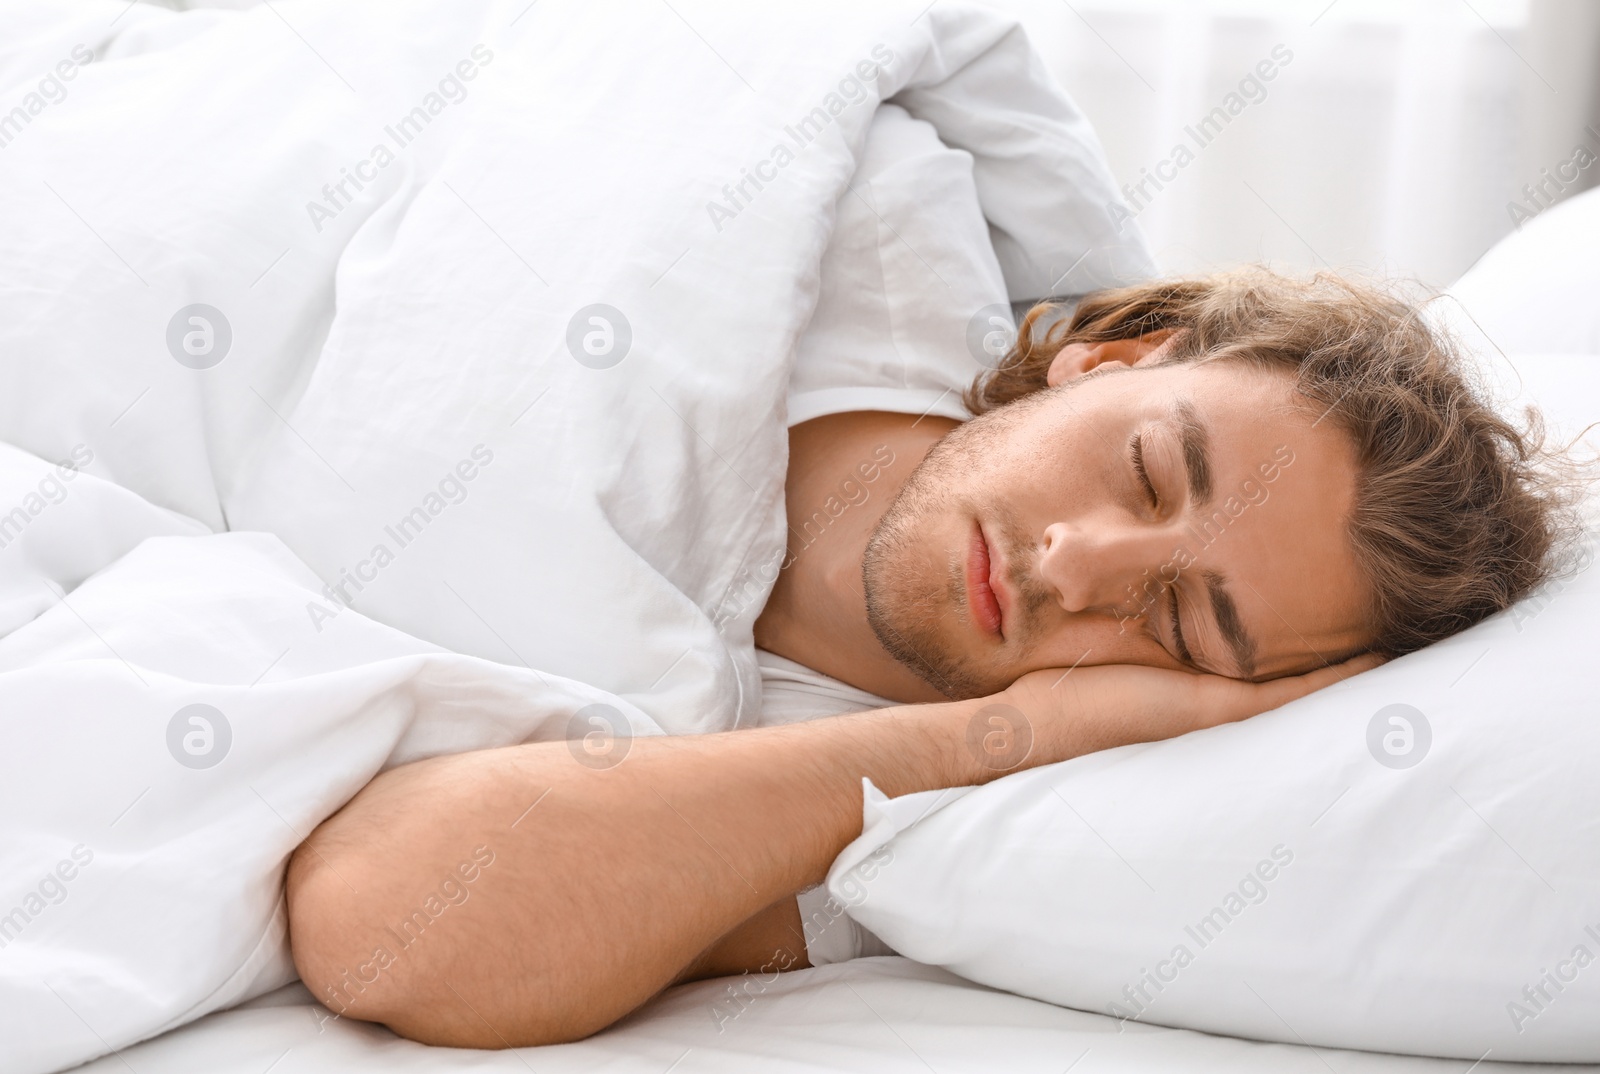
[[1037, 518, 1175, 617]]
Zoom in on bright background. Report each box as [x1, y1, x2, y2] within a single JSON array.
[[152, 0, 1600, 289], [974, 0, 1600, 287]]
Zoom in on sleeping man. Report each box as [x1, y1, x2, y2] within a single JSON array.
[[284, 270, 1581, 1047]]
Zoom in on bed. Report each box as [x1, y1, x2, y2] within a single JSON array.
[[2, 1, 1596, 1071], [66, 959, 1600, 1074]]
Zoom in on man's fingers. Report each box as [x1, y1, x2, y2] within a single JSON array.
[[1249, 651, 1387, 710], [1307, 651, 1388, 685], [1329, 650, 1389, 678]]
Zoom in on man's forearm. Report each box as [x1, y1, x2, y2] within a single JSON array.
[[287, 693, 1009, 1048]]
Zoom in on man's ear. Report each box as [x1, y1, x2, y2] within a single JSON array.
[[1045, 329, 1178, 388]]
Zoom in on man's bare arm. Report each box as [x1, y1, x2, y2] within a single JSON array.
[[287, 694, 996, 1047], [286, 655, 1379, 1048]]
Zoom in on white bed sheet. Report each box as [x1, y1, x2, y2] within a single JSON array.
[[78, 960, 1600, 1074]]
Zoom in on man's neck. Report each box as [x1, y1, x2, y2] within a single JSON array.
[[753, 409, 959, 704]]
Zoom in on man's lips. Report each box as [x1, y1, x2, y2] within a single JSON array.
[[966, 522, 1005, 639]]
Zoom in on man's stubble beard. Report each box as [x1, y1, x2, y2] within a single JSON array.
[[861, 403, 1043, 701]]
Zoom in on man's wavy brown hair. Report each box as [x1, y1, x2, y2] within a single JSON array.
[[964, 270, 1593, 659]]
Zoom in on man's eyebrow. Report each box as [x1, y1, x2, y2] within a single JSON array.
[[1172, 398, 1213, 506], [1201, 568, 1257, 678]]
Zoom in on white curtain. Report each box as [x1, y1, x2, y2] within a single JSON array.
[[981, 0, 1600, 287]]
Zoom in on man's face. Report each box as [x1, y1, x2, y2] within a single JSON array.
[[861, 355, 1372, 699]]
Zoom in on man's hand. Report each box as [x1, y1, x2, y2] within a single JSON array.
[[1002, 651, 1387, 762]]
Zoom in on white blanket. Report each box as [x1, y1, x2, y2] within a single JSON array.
[[0, 446, 667, 1074], [0, 0, 1144, 735], [0, 2, 1149, 1070]]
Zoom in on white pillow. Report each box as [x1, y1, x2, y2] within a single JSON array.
[[821, 257, 1600, 1060], [1449, 185, 1600, 355], [827, 523, 1599, 1062]]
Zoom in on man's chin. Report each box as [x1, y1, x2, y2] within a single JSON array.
[[862, 510, 1002, 698], [862, 610, 962, 698], [878, 634, 1004, 701], [930, 675, 1001, 702], [903, 666, 993, 701]]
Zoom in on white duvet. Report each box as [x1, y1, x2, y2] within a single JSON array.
[[0, 0, 1138, 735], [0, 1, 1147, 1071]]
